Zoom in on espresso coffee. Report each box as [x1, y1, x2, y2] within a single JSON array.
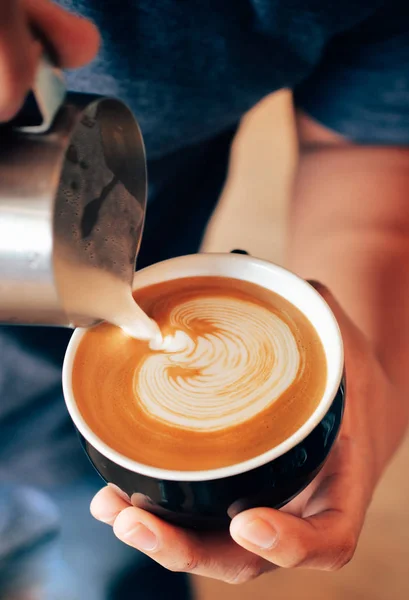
[[73, 276, 327, 471]]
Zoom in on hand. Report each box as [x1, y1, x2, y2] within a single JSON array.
[[90, 284, 402, 584], [0, 0, 99, 121]]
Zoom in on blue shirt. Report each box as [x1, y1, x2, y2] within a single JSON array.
[[58, 0, 409, 158]]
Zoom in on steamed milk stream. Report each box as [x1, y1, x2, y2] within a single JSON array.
[[73, 277, 327, 471]]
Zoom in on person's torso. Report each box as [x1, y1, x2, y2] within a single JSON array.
[[58, 0, 384, 158]]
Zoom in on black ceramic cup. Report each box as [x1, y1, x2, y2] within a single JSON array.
[[63, 253, 345, 529]]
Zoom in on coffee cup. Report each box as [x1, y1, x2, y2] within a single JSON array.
[[63, 253, 344, 529]]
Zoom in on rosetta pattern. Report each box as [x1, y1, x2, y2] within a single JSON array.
[[134, 296, 301, 431]]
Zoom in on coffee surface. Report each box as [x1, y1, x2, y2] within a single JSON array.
[[73, 277, 327, 471]]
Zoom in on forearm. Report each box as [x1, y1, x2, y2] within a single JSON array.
[[288, 142, 409, 466]]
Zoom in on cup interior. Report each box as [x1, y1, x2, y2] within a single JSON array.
[[62, 253, 344, 482]]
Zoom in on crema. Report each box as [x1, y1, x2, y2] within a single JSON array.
[[73, 277, 327, 471]]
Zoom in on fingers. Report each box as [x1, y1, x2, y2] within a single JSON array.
[[0, 0, 41, 120], [0, 0, 99, 122], [230, 506, 357, 571], [25, 0, 100, 68], [91, 487, 272, 584], [91, 433, 368, 580], [90, 485, 130, 524], [231, 442, 366, 571], [113, 507, 272, 583], [308, 280, 365, 343]]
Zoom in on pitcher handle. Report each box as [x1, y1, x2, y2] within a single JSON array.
[[11, 54, 66, 134]]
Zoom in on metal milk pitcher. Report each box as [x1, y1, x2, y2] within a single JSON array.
[[0, 58, 147, 328]]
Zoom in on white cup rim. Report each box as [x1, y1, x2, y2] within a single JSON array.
[[62, 253, 344, 482]]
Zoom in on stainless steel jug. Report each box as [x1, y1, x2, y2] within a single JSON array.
[[0, 58, 147, 328]]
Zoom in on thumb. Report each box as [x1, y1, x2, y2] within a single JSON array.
[[25, 0, 100, 68], [230, 503, 358, 571], [307, 280, 366, 351], [307, 280, 348, 327]]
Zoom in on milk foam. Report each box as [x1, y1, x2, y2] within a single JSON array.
[[133, 295, 301, 432], [149, 330, 193, 352]]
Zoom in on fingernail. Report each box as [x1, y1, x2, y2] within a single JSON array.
[[90, 504, 120, 525], [239, 518, 278, 549], [95, 513, 118, 525], [123, 523, 158, 551]]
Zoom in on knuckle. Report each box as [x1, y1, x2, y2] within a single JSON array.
[[0, 74, 28, 120], [0, 50, 38, 120], [328, 531, 357, 571], [168, 551, 200, 574], [282, 539, 310, 569], [225, 560, 265, 585]]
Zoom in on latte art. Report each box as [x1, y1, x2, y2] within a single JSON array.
[[73, 276, 327, 471], [135, 297, 301, 431]]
